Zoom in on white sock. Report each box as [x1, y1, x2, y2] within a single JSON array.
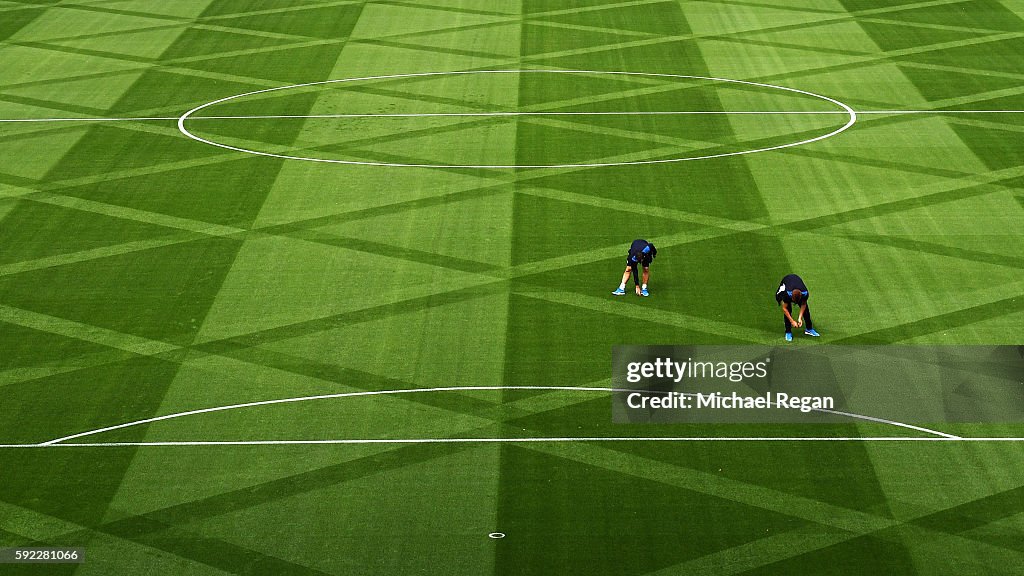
[[642, 284, 647, 290], [618, 283, 626, 290]]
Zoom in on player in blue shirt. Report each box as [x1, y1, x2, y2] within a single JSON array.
[[613, 239, 657, 297], [776, 273, 820, 341]]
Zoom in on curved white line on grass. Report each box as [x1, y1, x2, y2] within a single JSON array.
[[41, 385, 956, 446], [177, 70, 858, 169], [818, 409, 958, 438]]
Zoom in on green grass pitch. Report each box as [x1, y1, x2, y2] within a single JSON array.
[[1, 0, 1023, 574]]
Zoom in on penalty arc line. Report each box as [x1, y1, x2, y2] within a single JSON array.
[[8, 385, 966, 448]]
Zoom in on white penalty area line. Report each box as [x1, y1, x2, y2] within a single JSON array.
[[0, 116, 180, 123], [2, 437, 1024, 448], [3, 110, 1024, 123]]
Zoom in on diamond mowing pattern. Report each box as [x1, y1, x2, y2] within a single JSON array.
[[0, 0, 1015, 403], [0, 0, 1023, 573], [0, 0, 1015, 416]]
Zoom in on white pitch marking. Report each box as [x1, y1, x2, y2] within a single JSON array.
[[175, 69, 859, 169], [196, 111, 839, 118], [189, 110, 1024, 118], [31, 385, 959, 447], [39, 386, 617, 446], [2, 110, 1023, 124], [187, 110, 1024, 117], [0, 117, 180, 123], [857, 110, 1024, 114], [817, 409, 961, 439]]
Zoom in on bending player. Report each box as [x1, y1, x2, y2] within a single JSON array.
[[613, 239, 656, 297], [776, 273, 820, 341]]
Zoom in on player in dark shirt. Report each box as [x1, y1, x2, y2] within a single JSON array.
[[613, 239, 657, 297], [776, 274, 820, 341]]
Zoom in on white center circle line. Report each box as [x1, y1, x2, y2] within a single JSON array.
[[176, 70, 858, 169]]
